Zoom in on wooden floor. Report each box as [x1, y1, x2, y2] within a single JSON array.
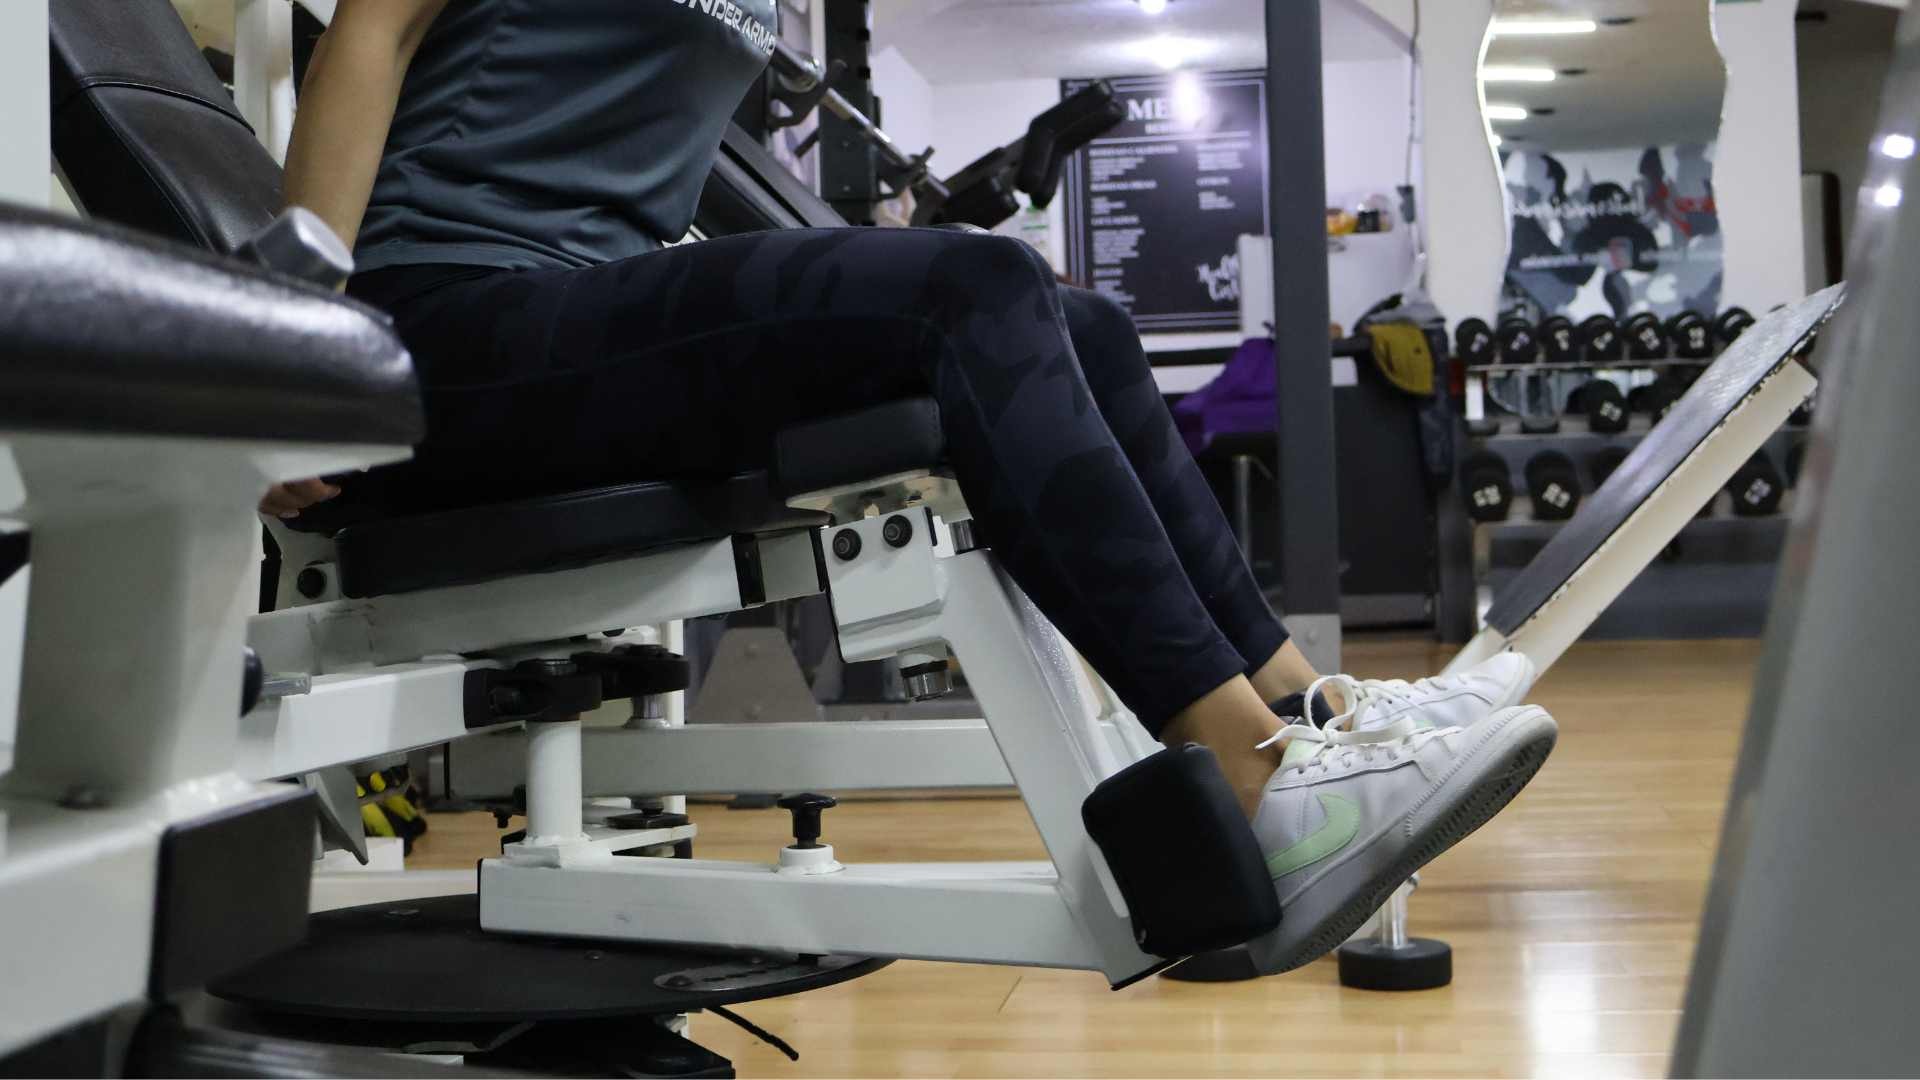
[[410, 637, 1759, 1078]]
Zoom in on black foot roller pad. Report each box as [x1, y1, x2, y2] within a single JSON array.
[[1337, 937, 1453, 991], [209, 894, 890, 1023], [1082, 745, 1281, 964]]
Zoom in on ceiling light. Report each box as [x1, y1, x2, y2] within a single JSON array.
[[1485, 104, 1530, 122], [1874, 183, 1903, 208], [1137, 0, 1168, 14], [1881, 134, 1916, 160], [1135, 34, 1205, 70], [1489, 18, 1598, 37], [1482, 66, 1557, 83]]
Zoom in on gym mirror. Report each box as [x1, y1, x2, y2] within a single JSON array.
[[1484, 0, 1727, 323]]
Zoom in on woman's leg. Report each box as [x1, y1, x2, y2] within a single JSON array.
[[356, 228, 1284, 765], [1055, 287, 1332, 710]]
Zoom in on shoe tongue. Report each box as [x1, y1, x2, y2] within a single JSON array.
[[1278, 728, 1326, 768]]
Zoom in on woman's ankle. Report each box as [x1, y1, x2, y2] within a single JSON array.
[[1163, 677, 1286, 818]]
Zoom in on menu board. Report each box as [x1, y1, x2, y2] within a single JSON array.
[[1063, 70, 1270, 334]]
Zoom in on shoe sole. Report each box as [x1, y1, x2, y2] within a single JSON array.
[[1255, 707, 1558, 975]]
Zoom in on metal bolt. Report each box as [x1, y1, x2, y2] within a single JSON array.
[[882, 514, 914, 548], [57, 786, 106, 810], [295, 566, 328, 599]]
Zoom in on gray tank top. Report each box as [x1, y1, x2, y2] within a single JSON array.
[[354, 0, 778, 273]]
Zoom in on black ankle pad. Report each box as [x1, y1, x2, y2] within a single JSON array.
[[1270, 689, 1336, 727], [1081, 745, 1281, 960]]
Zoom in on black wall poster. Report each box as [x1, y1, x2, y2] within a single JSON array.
[[1063, 70, 1270, 334]]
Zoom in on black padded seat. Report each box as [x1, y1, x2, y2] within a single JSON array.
[[773, 397, 948, 496], [0, 207, 420, 446], [330, 398, 949, 599], [51, 0, 284, 252]]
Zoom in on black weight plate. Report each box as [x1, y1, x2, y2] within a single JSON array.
[[1497, 317, 1539, 364], [1455, 318, 1497, 367], [210, 894, 891, 1023], [1668, 310, 1713, 359], [1337, 937, 1452, 991], [1625, 312, 1668, 359], [1538, 315, 1579, 364], [1578, 314, 1623, 363], [1525, 449, 1583, 521]]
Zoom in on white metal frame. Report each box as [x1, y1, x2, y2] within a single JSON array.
[[0, 430, 408, 1057]]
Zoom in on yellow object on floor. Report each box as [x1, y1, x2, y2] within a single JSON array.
[[1368, 322, 1434, 396]]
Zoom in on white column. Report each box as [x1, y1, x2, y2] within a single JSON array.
[[0, 0, 49, 209]]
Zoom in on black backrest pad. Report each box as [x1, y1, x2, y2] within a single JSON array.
[[51, 0, 283, 252], [0, 205, 421, 445]]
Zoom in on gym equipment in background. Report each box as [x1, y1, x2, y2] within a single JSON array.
[[1715, 307, 1756, 348], [1578, 314, 1623, 363], [1461, 451, 1514, 523], [1456, 317, 1497, 367], [1496, 317, 1540, 364], [1625, 312, 1669, 359], [1572, 379, 1630, 434], [1726, 451, 1785, 516], [1537, 315, 1578, 364], [1590, 445, 1631, 488], [912, 81, 1125, 230], [1785, 440, 1807, 486], [1668, 310, 1715, 359], [1520, 414, 1562, 435], [1524, 450, 1583, 521]]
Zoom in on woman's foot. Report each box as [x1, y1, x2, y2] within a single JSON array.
[[1243, 702, 1558, 974], [1275, 652, 1538, 733]]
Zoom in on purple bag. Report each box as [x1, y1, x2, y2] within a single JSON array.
[[1172, 337, 1276, 455]]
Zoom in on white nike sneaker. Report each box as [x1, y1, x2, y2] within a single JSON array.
[[1336, 651, 1538, 732], [1244, 703, 1558, 975]]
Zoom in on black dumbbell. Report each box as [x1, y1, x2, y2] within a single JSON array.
[[1578, 314, 1623, 364], [1455, 318, 1497, 368], [1574, 378, 1629, 433], [1629, 378, 1681, 422], [1715, 307, 1756, 348], [1521, 414, 1562, 435], [1538, 315, 1579, 364], [1525, 450, 1583, 521], [1625, 312, 1668, 359], [1667, 310, 1713, 359], [1727, 451, 1785, 516], [1590, 445, 1631, 487], [1461, 451, 1514, 522], [1497, 317, 1540, 364], [1466, 416, 1502, 437], [1785, 440, 1807, 486]]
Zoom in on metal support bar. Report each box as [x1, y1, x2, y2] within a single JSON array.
[[1265, 0, 1342, 673], [447, 719, 1015, 799]]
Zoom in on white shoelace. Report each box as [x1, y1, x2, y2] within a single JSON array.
[[1255, 675, 1441, 777]]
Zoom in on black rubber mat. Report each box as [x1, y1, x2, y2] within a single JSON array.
[[210, 894, 890, 1023]]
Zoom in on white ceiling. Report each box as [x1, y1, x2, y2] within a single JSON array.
[[874, 0, 1409, 85], [1484, 0, 1724, 152]]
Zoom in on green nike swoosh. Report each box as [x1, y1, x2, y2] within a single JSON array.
[[1265, 793, 1360, 879]]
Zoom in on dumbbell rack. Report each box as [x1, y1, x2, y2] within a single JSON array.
[[1449, 350, 1809, 639]]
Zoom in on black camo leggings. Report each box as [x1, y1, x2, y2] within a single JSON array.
[[347, 227, 1288, 733]]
